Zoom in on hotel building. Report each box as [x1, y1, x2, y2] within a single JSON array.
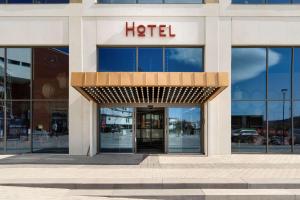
[[0, 0, 300, 155]]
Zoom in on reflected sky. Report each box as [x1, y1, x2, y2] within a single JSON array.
[[169, 107, 201, 128], [294, 48, 300, 99], [232, 48, 293, 101], [99, 0, 202, 3], [232, 48, 267, 100], [166, 48, 203, 72], [98, 47, 203, 72], [268, 48, 291, 100]]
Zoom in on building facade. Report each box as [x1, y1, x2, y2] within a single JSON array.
[[0, 0, 300, 156]]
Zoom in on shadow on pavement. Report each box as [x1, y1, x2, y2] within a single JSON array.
[[0, 154, 148, 165]]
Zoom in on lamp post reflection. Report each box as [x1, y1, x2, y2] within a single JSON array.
[[281, 89, 288, 145]]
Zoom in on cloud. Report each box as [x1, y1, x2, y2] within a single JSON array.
[[168, 48, 202, 66], [232, 48, 281, 83]]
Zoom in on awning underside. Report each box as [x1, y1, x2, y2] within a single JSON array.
[[71, 72, 228, 105]]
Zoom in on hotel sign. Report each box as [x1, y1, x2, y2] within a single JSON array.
[[125, 22, 176, 38]]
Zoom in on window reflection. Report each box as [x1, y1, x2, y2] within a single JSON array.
[[7, 48, 31, 100], [99, 0, 136, 3], [168, 107, 201, 153], [268, 48, 291, 100], [98, 47, 203, 72], [232, 48, 266, 100], [6, 101, 30, 153], [100, 108, 133, 152], [165, 48, 203, 72], [98, 48, 136, 72], [268, 101, 292, 152], [294, 48, 300, 100], [98, 0, 202, 3], [32, 101, 68, 153], [232, 0, 265, 3], [165, 0, 202, 2], [139, 0, 163, 3], [0, 103, 3, 152], [0, 49, 4, 100], [232, 101, 266, 153], [232, 0, 297, 3], [294, 102, 300, 153], [138, 48, 163, 72], [33, 48, 69, 100]]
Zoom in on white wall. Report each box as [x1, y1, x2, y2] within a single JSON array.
[[1, 0, 300, 156]]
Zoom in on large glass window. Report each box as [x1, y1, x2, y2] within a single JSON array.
[[7, 48, 31, 100], [232, 48, 266, 100], [232, 101, 266, 153], [0, 47, 69, 154], [98, 48, 136, 72], [98, 47, 203, 72], [268, 48, 291, 101], [0, 0, 68, 3], [168, 107, 202, 153], [232, 47, 299, 154], [165, 48, 203, 72], [138, 48, 163, 72], [0, 103, 4, 152], [100, 107, 133, 152], [6, 101, 30, 153], [232, 0, 298, 3], [32, 101, 68, 153], [294, 101, 300, 153], [98, 0, 202, 3]]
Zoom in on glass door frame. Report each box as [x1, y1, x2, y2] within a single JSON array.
[[98, 104, 204, 154]]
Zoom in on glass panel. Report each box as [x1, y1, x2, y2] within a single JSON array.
[[7, 48, 31, 100], [0, 48, 4, 99], [168, 107, 201, 153], [7, 0, 33, 3], [232, 48, 266, 100], [231, 0, 265, 3], [294, 48, 300, 100], [165, 48, 203, 72], [294, 101, 300, 153], [32, 101, 68, 153], [98, 48, 136, 72], [232, 101, 266, 153], [33, 48, 69, 100], [0, 102, 4, 152], [268, 101, 292, 153], [165, 0, 202, 3], [99, 0, 136, 3], [267, 0, 291, 3], [35, 0, 69, 3], [138, 48, 163, 72], [6, 101, 30, 153], [139, 0, 163, 3], [268, 48, 292, 100], [100, 107, 133, 152]]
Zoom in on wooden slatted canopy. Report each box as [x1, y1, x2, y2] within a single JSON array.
[[71, 72, 228, 105]]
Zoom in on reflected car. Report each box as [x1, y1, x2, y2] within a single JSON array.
[[232, 129, 259, 143]]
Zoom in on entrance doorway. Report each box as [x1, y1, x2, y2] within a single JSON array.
[[136, 108, 164, 153]]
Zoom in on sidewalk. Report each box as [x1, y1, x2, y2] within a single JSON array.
[[1, 154, 300, 199]]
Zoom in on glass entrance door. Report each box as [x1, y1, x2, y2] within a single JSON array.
[[136, 108, 164, 153]]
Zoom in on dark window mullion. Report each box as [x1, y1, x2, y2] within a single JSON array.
[[266, 48, 269, 153], [291, 48, 295, 153], [3, 48, 7, 153]]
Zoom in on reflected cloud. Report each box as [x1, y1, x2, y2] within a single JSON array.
[[232, 48, 281, 83], [168, 48, 202, 66]]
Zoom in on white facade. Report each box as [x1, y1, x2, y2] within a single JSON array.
[[1, 0, 300, 156]]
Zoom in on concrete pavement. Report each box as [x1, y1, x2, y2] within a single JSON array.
[[1, 154, 300, 199]]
